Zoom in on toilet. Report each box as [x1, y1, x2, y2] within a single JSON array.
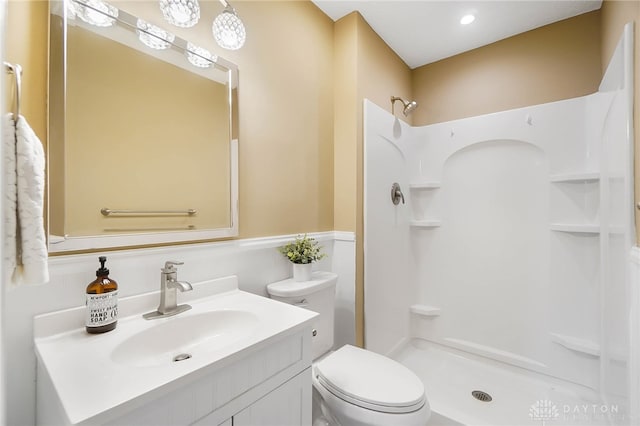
[[267, 271, 430, 426]]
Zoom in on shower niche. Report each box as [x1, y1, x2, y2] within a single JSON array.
[[549, 174, 601, 234], [408, 182, 441, 228]]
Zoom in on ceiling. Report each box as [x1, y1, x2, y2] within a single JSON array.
[[311, 0, 602, 69]]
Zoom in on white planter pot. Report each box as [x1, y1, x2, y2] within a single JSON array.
[[292, 263, 312, 282]]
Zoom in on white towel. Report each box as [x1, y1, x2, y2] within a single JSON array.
[[3, 114, 18, 284], [4, 114, 49, 285]]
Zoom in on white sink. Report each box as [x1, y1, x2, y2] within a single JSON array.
[[111, 310, 260, 367], [33, 276, 317, 425]]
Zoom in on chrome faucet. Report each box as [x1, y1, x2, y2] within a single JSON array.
[[143, 261, 193, 320]]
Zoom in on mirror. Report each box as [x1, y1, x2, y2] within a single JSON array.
[[48, 0, 239, 252]]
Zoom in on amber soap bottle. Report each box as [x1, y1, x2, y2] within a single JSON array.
[[85, 256, 118, 334]]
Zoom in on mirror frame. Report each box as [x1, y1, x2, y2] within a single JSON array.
[[48, 0, 239, 253]]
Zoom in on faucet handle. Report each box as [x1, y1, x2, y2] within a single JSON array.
[[162, 260, 184, 273]]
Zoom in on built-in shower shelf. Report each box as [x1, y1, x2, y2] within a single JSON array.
[[410, 220, 442, 228], [550, 223, 600, 234], [409, 182, 441, 189], [549, 172, 600, 183], [410, 304, 441, 318], [550, 333, 600, 357]]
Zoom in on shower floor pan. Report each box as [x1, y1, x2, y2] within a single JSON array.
[[394, 339, 607, 426]]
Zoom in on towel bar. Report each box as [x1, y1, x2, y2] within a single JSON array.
[[4, 61, 22, 117], [101, 208, 197, 216], [104, 225, 196, 232]]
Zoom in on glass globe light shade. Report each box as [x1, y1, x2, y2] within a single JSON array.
[[212, 7, 246, 50], [159, 0, 200, 28], [75, 0, 118, 27], [186, 43, 217, 68], [137, 19, 175, 50]]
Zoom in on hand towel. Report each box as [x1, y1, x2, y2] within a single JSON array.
[[3, 113, 18, 285], [15, 115, 49, 285]]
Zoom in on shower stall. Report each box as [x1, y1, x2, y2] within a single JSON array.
[[364, 25, 636, 425]]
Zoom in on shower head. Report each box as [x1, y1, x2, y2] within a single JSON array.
[[391, 96, 419, 117], [404, 100, 418, 115]]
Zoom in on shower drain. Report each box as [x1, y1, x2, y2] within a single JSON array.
[[471, 390, 493, 402]]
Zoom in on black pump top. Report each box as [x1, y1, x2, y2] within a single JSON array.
[[96, 256, 110, 277]]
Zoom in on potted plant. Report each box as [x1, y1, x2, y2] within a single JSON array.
[[278, 234, 326, 281]]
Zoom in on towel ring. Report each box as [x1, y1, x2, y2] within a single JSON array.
[[4, 61, 22, 117]]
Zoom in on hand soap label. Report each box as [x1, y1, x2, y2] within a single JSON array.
[[86, 291, 118, 327]]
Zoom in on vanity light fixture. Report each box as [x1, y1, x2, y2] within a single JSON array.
[[159, 0, 200, 28], [74, 0, 118, 27], [212, 0, 246, 50], [186, 42, 217, 68], [137, 19, 175, 50], [460, 14, 475, 25]]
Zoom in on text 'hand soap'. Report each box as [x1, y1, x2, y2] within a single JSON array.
[[86, 256, 118, 334]]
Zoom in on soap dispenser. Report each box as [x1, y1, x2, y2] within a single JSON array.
[[85, 256, 118, 334]]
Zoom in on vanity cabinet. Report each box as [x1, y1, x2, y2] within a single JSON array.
[[197, 367, 311, 426], [37, 329, 313, 426], [101, 331, 312, 426]]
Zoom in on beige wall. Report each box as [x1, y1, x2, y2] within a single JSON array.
[[333, 13, 358, 234], [5, 0, 48, 143], [334, 12, 412, 345], [7, 1, 335, 244], [412, 11, 602, 126], [600, 0, 640, 243], [228, 1, 335, 238]]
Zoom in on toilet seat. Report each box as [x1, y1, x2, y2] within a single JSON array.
[[314, 345, 426, 414]]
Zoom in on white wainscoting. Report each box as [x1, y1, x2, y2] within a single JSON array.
[[4, 231, 355, 426], [332, 232, 356, 349]]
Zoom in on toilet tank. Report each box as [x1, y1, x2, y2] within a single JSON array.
[[266, 271, 337, 360]]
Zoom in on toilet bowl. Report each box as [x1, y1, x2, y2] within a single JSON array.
[[267, 272, 430, 426]]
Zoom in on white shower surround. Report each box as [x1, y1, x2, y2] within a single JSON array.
[[364, 24, 635, 425]]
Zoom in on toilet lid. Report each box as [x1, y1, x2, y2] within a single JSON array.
[[315, 345, 426, 414]]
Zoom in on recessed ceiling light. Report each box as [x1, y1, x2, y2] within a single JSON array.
[[460, 14, 475, 25]]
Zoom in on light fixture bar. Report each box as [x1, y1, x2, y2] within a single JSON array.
[[70, 0, 236, 70]]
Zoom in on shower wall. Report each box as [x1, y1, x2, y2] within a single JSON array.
[[364, 23, 634, 422], [597, 23, 635, 418], [366, 96, 600, 385], [363, 113, 414, 354], [410, 96, 605, 389]]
